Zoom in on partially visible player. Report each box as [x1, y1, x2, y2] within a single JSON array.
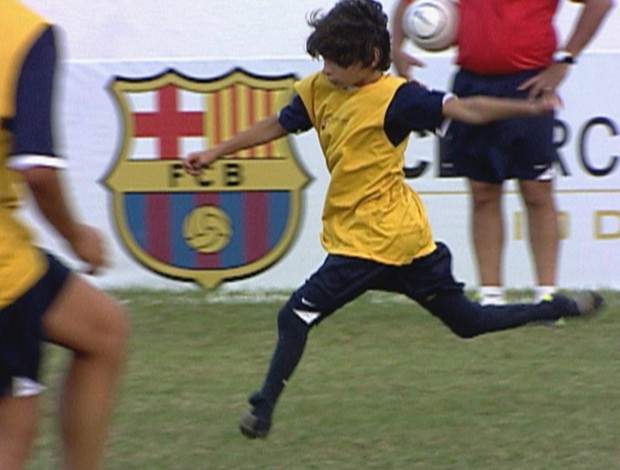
[[185, 0, 604, 440], [0, 1, 129, 469], [392, 0, 614, 305]]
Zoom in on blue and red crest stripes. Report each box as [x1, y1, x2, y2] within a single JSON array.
[[124, 191, 290, 269], [104, 68, 310, 288]]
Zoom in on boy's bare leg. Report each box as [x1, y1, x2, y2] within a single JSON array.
[[0, 396, 39, 470], [42, 275, 129, 470]]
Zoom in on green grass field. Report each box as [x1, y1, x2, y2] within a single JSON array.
[[29, 289, 619, 469]]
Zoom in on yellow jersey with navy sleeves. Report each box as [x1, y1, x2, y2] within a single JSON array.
[[290, 72, 439, 265], [0, 0, 58, 308]]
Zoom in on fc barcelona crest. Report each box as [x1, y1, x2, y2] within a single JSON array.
[[104, 68, 310, 288]]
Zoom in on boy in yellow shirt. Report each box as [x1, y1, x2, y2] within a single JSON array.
[[184, 0, 603, 440], [0, 1, 128, 468]]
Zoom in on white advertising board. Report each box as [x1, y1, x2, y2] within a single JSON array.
[[19, 53, 620, 291]]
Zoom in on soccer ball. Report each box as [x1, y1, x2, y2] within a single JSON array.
[[401, 0, 459, 52]]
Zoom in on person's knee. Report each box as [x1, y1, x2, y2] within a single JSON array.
[[277, 300, 311, 338], [42, 278, 130, 363], [519, 180, 555, 209], [449, 322, 483, 339], [94, 301, 130, 365], [470, 181, 502, 207]]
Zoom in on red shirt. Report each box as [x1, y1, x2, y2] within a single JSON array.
[[400, 0, 584, 74], [456, 0, 563, 74]]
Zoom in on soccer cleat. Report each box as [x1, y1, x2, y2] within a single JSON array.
[[239, 410, 271, 439], [567, 290, 604, 317], [239, 392, 272, 439]]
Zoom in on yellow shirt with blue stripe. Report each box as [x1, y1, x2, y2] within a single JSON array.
[[0, 0, 59, 308], [280, 72, 447, 265]]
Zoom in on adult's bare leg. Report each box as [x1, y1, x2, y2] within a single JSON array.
[[519, 179, 559, 299], [469, 179, 505, 302]]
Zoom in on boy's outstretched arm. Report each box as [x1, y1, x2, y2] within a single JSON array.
[[441, 94, 560, 125], [184, 115, 288, 175]]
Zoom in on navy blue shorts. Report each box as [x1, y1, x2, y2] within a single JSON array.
[[441, 68, 558, 183], [288, 242, 464, 326], [0, 253, 70, 397]]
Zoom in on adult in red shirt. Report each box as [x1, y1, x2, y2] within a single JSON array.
[[392, 0, 614, 305]]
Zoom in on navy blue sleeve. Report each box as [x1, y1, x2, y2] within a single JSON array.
[[384, 82, 447, 146], [11, 26, 56, 157], [278, 94, 313, 133]]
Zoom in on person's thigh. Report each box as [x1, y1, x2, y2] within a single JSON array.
[[291, 255, 389, 325], [41, 274, 127, 356], [0, 254, 69, 398], [395, 242, 465, 303], [506, 112, 556, 181]]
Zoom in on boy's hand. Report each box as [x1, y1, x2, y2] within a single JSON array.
[[183, 149, 219, 176], [68, 224, 108, 275]]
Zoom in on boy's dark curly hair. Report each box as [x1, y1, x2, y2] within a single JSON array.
[[306, 0, 391, 71]]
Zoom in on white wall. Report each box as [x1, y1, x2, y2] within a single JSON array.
[[24, 0, 620, 60], [18, 0, 620, 292]]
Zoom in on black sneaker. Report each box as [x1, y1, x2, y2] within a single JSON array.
[[239, 392, 272, 439], [568, 291, 604, 317], [239, 410, 271, 439]]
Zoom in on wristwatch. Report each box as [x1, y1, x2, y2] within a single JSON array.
[[553, 50, 576, 65]]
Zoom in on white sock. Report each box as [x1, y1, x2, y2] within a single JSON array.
[[479, 286, 505, 306], [534, 285, 556, 303]]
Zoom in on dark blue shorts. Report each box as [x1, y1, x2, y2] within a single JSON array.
[[0, 253, 70, 397], [287, 242, 464, 326], [441, 68, 558, 183]]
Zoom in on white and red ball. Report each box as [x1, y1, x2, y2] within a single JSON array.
[[401, 0, 459, 52]]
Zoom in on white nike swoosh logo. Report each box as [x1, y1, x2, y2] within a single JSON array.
[[293, 308, 320, 325]]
